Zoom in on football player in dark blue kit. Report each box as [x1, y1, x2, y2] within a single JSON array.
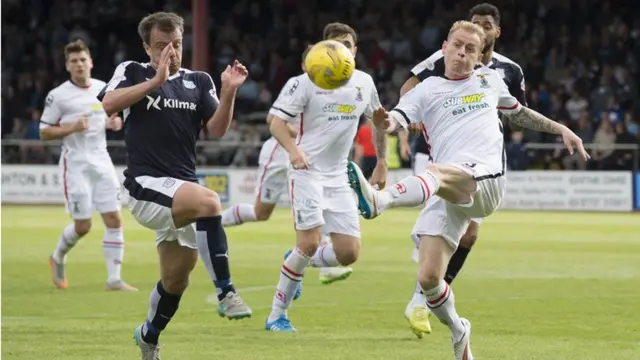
[[399, 3, 528, 338], [98, 12, 251, 359]]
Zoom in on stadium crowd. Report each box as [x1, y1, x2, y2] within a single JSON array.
[[2, 0, 639, 170]]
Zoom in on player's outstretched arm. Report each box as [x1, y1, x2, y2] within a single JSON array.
[[503, 106, 590, 160], [206, 61, 248, 138]]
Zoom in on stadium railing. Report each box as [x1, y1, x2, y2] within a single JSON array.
[[2, 141, 639, 212]]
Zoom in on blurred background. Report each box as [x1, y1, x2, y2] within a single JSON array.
[[2, 0, 640, 171]]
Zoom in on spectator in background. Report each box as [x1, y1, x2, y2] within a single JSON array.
[[612, 122, 637, 170], [21, 109, 47, 163], [565, 91, 588, 122], [506, 131, 530, 170], [591, 119, 617, 170], [354, 118, 377, 179]]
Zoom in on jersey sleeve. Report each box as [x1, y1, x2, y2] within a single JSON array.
[[268, 76, 309, 121], [496, 73, 521, 115], [97, 61, 140, 101], [363, 78, 382, 119], [508, 64, 527, 106], [389, 81, 428, 129], [39, 91, 62, 127], [411, 51, 444, 81], [200, 72, 220, 122]]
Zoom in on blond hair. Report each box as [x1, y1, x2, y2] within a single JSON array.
[[447, 20, 486, 46]]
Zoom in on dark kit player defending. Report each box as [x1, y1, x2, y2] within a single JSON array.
[[98, 12, 251, 360]]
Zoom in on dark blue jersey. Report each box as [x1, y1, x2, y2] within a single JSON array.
[[409, 50, 526, 157], [98, 61, 219, 182]]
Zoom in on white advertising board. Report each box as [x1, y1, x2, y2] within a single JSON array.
[[1, 166, 634, 212]]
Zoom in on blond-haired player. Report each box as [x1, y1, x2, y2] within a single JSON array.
[[40, 40, 136, 292], [348, 21, 588, 359]]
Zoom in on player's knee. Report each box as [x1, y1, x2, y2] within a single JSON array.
[[101, 211, 122, 228], [198, 190, 222, 218], [74, 220, 92, 236], [161, 275, 189, 294], [417, 269, 441, 290], [334, 241, 360, 266], [459, 232, 478, 248], [254, 205, 273, 221]]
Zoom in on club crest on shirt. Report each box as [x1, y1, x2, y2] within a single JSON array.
[[477, 73, 490, 88], [355, 86, 363, 102], [183, 80, 196, 89]]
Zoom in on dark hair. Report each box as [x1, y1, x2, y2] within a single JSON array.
[[138, 12, 184, 44], [323, 22, 358, 43], [468, 3, 500, 25], [64, 39, 90, 59]]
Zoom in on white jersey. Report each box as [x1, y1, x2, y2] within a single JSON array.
[[390, 67, 520, 172], [40, 79, 110, 159], [260, 114, 301, 167], [269, 70, 381, 182]]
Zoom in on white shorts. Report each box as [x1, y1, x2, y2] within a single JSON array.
[[124, 175, 197, 249], [413, 154, 483, 225], [289, 176, 360, 238], [255, 139, 289, 204], [411, 163, 505, 250], [61, 156, 121, 219]]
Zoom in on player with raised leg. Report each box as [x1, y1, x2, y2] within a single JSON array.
[[97, 12, 251, 359], [40, 40, 136, 292], [348, 21, 588, 359], [265, 23, 388, 332], [218, 47, 353, 299], [399, 3, 529, 337]]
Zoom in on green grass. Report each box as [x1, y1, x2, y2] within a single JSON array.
[[2, 206, 640, 359]]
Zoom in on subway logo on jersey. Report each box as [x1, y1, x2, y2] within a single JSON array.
[[442, 93, 485, 108], [322, 103, 356, 114]]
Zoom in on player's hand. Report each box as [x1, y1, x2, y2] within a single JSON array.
[[370, 161, 388, 189], [289, 149, 310, 170], [73, 116, 89, 132], [561, 128, 590, 160], [221, 60, 248, 90], [371, 107, 392, 131], [152, 44, 174, 86], [106, 115, 123, 131]]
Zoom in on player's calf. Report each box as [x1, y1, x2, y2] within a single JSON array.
[[49, 219, 91, 289], [172, 182, 252, 318], [444, 222, 478, 285], [100, 211, 136, 291]]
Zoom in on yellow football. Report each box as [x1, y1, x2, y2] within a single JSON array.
[[304, 40, 355, 90]]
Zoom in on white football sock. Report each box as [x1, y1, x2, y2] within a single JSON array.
[[52, 223, 81, 263], [423, 280, 465, 341], [309, 243, 340, 268], [379, 171, 440, 211], [268, 248, 309, 323], [221, 204, 257, 226], [103, 227, 124, 283]]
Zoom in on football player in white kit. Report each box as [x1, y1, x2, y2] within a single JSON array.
[[264, 23, 388, 332], [347, 21, 588, 359], [40, 40, 136, 292], [216, 48, 353, 303]]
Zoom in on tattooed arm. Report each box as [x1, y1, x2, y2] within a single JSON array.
[[503, 106, 567, 134], [373, 127, 388, 160]]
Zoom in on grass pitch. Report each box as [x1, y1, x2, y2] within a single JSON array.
[[2, 206, 639, 359]]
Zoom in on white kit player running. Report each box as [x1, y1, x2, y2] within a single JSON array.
[[264, 22, 388, 332], [40, 40, 136, 291], [219, 49, 353, 296], [348, 21, 588, 360]]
